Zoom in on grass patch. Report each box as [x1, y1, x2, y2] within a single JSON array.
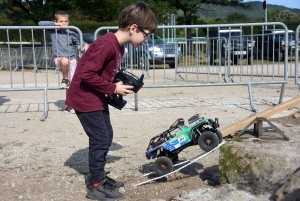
[[219, 145, 250, 184], [226, 136, 243, 142]]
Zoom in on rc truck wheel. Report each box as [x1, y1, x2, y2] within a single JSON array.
[[154, 156, 173, 176], [215, 129, 223, 143], [198, 131, 219, 152]]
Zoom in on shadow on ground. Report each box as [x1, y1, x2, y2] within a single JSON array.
[[0, 96, 10, 106], [138, 160, 204, 182], [53, 100, 66, 110], [199, 165, 220, 186], [64, 142, 123, 175]]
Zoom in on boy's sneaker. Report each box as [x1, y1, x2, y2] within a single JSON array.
[[64, 106, 75, 114], [105, 171, 124, 188], [86, 178, 123, 201], [85, 172, 124, 189], [69, 108, 75, 114], [59, 78, 69, 89]]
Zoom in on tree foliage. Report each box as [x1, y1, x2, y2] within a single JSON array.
[[149, 0, 251, 42], [227, 12, 248, 22], [152, 0, 251, 25], [268, 9, 299, 21], [144, 0, 177, 25], [0, 0, 252, 26], [0, 0, 71, 24], [72, 0, 130, 22]]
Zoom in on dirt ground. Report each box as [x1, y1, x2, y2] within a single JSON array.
[[271, 110, 300, 126], [0, 69, 300, 201]]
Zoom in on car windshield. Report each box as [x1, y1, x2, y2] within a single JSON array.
[[147, 34, 164, 44], [83, 34, 101, 44]]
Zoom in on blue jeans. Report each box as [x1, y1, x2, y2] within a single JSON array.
[[76, 109, 113, 184]]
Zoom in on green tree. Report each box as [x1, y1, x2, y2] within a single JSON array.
[[144, 0, 177, 25], [268, 9, 299, 21], [151, 0, 251, 54], [0, 0, 71, 24], [152, 1, 251, 28], [72, 0, 130, 22], [0, 0, 175, 25], [227, 12, 248, 22]]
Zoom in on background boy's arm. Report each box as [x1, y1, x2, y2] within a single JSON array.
[[38, 21, 65, 30], [71, 32, 89, 52], [38, 21, 55, 26]]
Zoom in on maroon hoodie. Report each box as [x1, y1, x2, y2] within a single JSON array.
[[66, 32, 124, 112]]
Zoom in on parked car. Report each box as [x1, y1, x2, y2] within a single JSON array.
[[134, 33, 182, 69], [256, 29, 296, 61], [207, 28, 257, 65], [82, 33, 101, 44]]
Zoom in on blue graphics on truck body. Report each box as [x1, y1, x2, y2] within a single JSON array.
[[146, 134, 191, 159], [162, 135, 189, 152]]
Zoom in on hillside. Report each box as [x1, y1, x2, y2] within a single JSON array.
[[197, 1, 300, 20]]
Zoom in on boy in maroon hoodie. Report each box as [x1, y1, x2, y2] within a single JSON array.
[[66, 2, 157, 200]]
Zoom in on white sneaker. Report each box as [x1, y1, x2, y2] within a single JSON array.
[[60, 78, 69, 89], [64, 106, 75, 114]]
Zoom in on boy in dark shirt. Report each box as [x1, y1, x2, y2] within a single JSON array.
[[66, 2, 157, 200]]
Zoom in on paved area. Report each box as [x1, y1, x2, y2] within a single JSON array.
[[0, 95, 293, 113], [0, 68, 299, 117]]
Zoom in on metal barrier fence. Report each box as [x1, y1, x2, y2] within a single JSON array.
[[296, 25, 300, 88], [96, 22, 293, 112], [0, 48, 18, 71], [1, 23, 298, 119], [0, 25, 84, 119], [0, 47, 56, 72]]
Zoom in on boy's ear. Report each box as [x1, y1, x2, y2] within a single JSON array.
[[129, 24, 138, 32]]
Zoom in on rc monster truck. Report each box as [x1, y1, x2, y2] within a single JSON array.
[[145, 114, 223, 176]]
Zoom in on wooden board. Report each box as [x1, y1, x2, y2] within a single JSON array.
[[220, 96, 300, 137]]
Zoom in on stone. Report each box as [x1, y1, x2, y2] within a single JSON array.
[[274, 169, 300, 201], [219, 140, 300, 194], [292, 112, 300, 118]]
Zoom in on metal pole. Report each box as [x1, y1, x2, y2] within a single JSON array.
[[264, 0, 267, 30], [265, 6, 267, 30]]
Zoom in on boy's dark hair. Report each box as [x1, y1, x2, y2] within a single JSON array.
[[55, 10, 69, 21], [118, 2, 157, 33]]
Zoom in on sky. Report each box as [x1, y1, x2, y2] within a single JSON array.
[[244, 0, 300, 9]]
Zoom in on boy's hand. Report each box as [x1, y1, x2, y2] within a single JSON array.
[[54, 22, 66, 31], [54, 22, 62, 27], [115, 81, 134, 96], [82, 44, 89, 52]]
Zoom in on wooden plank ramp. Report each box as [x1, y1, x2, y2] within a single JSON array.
[[220, 96, 300, 137]]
